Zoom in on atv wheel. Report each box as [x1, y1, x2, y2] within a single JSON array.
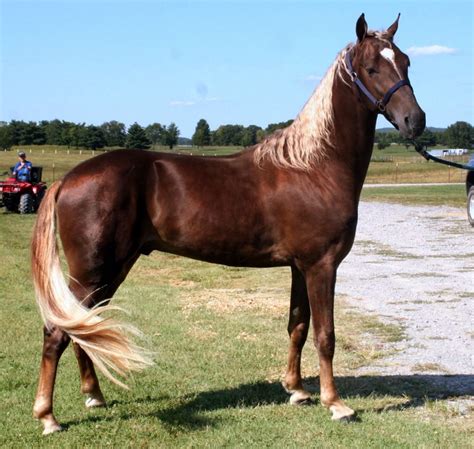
[[19, 193, 34, 214], [3, 194, 17, 212]]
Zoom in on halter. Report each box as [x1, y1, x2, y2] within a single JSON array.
[[345, 50, 412, 112]]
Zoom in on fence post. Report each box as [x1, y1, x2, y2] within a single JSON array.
[[52, 163, 55, 182]]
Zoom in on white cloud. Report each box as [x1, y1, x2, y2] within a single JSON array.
[[406, 45, 457, 56]]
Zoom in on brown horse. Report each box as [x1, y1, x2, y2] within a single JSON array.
[[31, 14, 425, 434]]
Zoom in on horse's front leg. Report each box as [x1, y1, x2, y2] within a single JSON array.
[[283, 266, 312, 405], [305, 262, 355, 421]]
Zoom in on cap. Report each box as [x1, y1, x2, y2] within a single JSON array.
[[18, 151, 26, 157]]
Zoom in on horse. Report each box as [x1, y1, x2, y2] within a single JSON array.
[[31, 14, 425, 434]]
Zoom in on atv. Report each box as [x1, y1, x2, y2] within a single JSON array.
[[0, 166, 47, 214]]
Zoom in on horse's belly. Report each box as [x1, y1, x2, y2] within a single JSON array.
[[152, 219, 286, 267]]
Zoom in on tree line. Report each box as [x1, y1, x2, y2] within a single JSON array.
[[0, 118, 295, 151], [374, 121, 473, 150], [0, 120, 180, 150], [191, 119, 294, 147], [192, 119, 473, 150], [0, 118, 471, 151]]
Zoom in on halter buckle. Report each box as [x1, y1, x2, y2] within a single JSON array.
[[376, 101, 386, 112]]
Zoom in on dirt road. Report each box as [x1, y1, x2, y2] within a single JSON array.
[[337, 202, 473, 389]]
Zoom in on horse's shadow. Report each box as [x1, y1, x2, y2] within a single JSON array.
[[63, 374, 473, 430]]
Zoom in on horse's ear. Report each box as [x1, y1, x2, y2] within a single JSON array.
[[386, 13, 401, 39], [356, 13, 368, 42]]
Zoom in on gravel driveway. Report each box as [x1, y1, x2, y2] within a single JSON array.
[[336, 201, 473, 390]]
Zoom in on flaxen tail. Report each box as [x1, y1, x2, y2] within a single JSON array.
[[31, 181, 153, 388]]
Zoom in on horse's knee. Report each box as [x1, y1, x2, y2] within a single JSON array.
[[313, 329, 335, 358], [42, 326, 70, 357], [288, 321, 309, 347]]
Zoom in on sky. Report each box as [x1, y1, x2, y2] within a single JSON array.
[[1, 0, 473, 138]]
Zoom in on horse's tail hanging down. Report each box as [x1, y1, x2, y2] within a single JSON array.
[[31, 181, 152, 388]]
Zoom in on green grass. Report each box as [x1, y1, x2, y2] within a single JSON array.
[[0, 213, 472, 448], [361, 184, 467, 207]]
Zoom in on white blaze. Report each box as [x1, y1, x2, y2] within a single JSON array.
[[380, 47, 402, 78], [380, 47, 395, 62]]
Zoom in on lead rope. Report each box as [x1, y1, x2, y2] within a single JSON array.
[[411, 140, 474, 171]]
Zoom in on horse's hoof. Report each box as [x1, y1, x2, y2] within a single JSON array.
[[85, 396, 106, 408], [330, 405, 356, 422], [289, 390, 313, 406], [42, 421, 62, 435]]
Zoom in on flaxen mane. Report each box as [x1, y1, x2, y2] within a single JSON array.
[[253, 48, 348, 170]]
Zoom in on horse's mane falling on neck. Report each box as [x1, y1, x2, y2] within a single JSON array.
[[254, 46, 352, 171]]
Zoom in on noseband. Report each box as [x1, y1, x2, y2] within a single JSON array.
[[345, 51, 412, 112]]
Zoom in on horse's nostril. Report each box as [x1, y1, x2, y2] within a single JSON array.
[[404, 116, 410, 127]]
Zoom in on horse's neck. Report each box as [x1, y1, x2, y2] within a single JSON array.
[[329, 76, 378, 186]]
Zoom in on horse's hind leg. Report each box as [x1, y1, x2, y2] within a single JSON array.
[[33, 327, 70, 434], [67, 282, 107, 409], [283, 266, 312, 405], [67, 253, 141, 410], [73, 343, 106, 408]]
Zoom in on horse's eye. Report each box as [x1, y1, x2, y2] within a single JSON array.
[[366, 67, 377, 76]]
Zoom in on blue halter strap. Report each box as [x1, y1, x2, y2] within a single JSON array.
[[345, 51, 412, 112]]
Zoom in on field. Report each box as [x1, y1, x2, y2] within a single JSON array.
[[0, 145, 471, 447], [361, 184, 467, 208], [0, 213, 472, 448]]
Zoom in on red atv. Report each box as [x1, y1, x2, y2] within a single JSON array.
[[0, 166, 47, 214]]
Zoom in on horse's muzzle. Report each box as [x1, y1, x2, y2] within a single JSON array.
[[393, 107, 426, 139], [404, 108, 426, 139]]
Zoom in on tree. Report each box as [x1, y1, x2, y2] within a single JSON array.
[[265, 120, 294, 135], [9, 120, 27, 145], [101, 121, 126, 147], [29, 122, 47, 145], [162, 122, 180, 149], [83, 125, 106, 150], [444, 121, 473, 149], [67, 123, 87, 148], [145, 123, 164, 146], [0, 124, 13, 150], [416, 129, 437, 150], [43, 119, 66, 145], [376, 132, 390, 150], [192, 119, 211, 146], [212, 125, 244, 146], [126, 123, 151, 149], [241, 125, 262, 147]]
